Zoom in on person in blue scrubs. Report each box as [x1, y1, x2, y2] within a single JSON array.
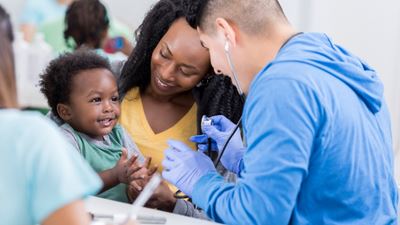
[[161, 0, 398, 224], [19, 0, 74, 42], [0, 5, 137, 225]]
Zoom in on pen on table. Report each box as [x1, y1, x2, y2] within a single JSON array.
[[91, 213, 166, 224]]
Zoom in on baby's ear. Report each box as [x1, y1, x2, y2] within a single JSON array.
[[57, 103, 72, 121]]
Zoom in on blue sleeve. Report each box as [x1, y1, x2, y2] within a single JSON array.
[[20, 0, 42, 25], [23, 115, 102, 223], [192, 78, 325, 225]]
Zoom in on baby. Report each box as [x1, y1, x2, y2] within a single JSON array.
[[39, 50, 155, 203]]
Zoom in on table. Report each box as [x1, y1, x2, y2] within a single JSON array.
[[85, 196, 222, 225]]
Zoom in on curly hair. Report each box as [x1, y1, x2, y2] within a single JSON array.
[[193, 74, 243, 131], [64, 0, 109, 49], [119, 0, 185, 95], [119, 0, 243, 134], [39, 50, 111, 119]]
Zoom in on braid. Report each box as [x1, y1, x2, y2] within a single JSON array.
[[193, 74, 243, 134], [119, 0, 185, 96]]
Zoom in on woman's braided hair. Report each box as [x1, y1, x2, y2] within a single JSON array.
[[119, 0, 243, 137]]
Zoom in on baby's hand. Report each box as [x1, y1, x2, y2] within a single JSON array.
[[114, 148, 139, 184], [126, 157, 158, 201]]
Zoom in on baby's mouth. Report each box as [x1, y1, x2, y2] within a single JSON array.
[[98, 117, 115, 127]]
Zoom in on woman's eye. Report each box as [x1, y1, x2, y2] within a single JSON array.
[[180, 68, 195, 76], [160, 50, 168, 58], [180, 69, 190, 76], [90, 97, 101, 103]]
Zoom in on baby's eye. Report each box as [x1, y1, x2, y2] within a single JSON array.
[[90, 97, 101, 103], [111, 96, 119, 102]]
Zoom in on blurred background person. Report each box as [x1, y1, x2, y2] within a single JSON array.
[[19, 0, 73, 42], [64, 0, 133, 63]]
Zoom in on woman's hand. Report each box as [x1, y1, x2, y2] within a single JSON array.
[[144, 181, 177, 212], [128, 180, 177, 212]]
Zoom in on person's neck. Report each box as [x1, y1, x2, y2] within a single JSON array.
[[144, 86, 193, 106], [58, 0, 73, 6], [242, 23, 297, 81]]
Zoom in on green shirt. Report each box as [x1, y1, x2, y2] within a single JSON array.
[[61, 123, 139, 203], [40, 17, 132, 54]]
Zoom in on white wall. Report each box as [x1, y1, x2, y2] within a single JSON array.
[[102, 0, 158, 31], [280, 0, 400, 182]]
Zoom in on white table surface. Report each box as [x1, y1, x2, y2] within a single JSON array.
[[85, 196, 222, 225]]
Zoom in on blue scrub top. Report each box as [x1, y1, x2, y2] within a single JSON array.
[[0, 110, 102, 225], [192, 33, 398, 225]]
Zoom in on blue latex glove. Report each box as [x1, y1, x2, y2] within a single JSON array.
[[190, 115, 246, 174], [162, 140, 216, 197]]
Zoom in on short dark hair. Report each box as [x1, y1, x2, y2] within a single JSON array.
[[64, 0, 109, 49], [187, 0, 287, 35], [39, 50, 112, 119]]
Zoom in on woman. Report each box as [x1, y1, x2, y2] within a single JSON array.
[[0, 5, 136, 225], [118, 0, 243, 219]]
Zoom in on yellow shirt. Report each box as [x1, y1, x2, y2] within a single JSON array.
[[120, 87, 197, 173]]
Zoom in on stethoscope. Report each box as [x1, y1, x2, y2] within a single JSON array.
[[174, 32, 303, 199], [174, 40, 245, 199]]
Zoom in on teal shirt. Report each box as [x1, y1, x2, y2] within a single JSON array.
[[63, 124, 132, 202], [20, 0, 67, 26], [40, 17, 132, 54], [0, 110, 101, 225]]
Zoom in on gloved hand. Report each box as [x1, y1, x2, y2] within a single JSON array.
[[190, 115, 246, 174], [162, 140, 216, 198]]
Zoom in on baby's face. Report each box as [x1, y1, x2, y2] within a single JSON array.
[[67, 68, 120, 140]]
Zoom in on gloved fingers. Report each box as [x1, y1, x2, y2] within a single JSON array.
[[197, 143, 208, 152], [190, 134, 208, 144], [209, 115, 235, 130], [202, 124, 225, 142], [197, 142, 218, 152], [167, 139, 193, 153], [164, 148, 180, 161], [161, 169, 176, 184], [161, 157, 179, 171]]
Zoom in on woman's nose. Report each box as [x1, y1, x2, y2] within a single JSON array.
[[159, 62, 176, 82]]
